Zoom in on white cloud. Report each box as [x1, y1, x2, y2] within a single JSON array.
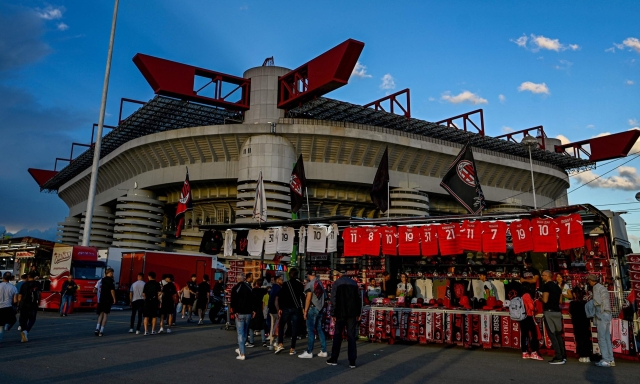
[[572, 166, 640, 190], [36, 6, 64, 20], [239, 5, 248, 10], [351, 61, 372, 79], [56, 22, 68, 31], [630, 118, 639, 126], [532, 35, 563, 51], [605, 47, 616, 53], [518, 81, 550, 94], [554, 59, 573, 70], [556, 134, 571, 145], [441, 90, 488, 105], [498, 94, 506, 103], [428, 97, 435, 102], [568, 44, 580, 51], [586, 124, 595, 129], [626, 80, 635, 85], [511, 35, 528, 48], [380, 74, 396, 90], [607, 37, 640, 54], [502, 126, 514, 133], [513, 34, 579, 52]]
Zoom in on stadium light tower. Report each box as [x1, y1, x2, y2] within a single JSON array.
[[82, 0, 119, 246], [522, 134, 539, 210]]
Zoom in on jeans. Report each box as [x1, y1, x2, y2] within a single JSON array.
[[544, 311, 566, 360], [595, 312, 614, 362], [19, 308, 37, 332], [130, 300, 144, 330], [249, 328, 265, 344], [520, 316, 539, 353], [330, 317, 358, 364], [269, 313, 279, 346], [60, 295, 74, 315], [306, 307, 327, 353], [278, 308, 301, 349], [235, 313, 251, 355]]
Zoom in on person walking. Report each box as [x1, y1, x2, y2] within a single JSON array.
[[569, 287, 593, 363], [15, 274, 26, 332], [327, 270, 362, 368], [159, 274, 177, 334], [268, 275, 283, 349], [540, 270, 566, 364], [129, 273, 146, 334], [274, 268, 305, 355], [230, 272, 254, 361], [196, 275, 211, 325], [59, 275, 78, 317], [248, 277, 268, 348], [182, 275, 197, 321], [588, 274, 614, 367], [142, 271, 161, 335], [520, 287, 543, 361], [0, 272, 18, 343], [95, 268, 116, 337], [299, 271, 327, 359], [17, 271, 41, 342]]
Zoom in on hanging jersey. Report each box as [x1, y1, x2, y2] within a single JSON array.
[[438, 223, 461, 256], [482, 221, 507, 253], [264, 228, 279, 254], [556, 214, 585, 250], [509, 219, 533, 254], [398, 226, 421, 256], [361, 227, 381, 256], [247, 229, 265, 257], [307, 225, 327, 253], [420, 225, 439, 257], [460, 221, 482, 252], [298, 226, 306, 254], [342, 227, 361, 257], [532, 218, 558, 253], [224, 229, 234, 257], [326, 223, 339, 253], [235, 230, 249, 256], [276, 227, 295, 254], [381, 226, 398, 256]]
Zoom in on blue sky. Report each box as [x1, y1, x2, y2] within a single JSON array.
[[1, 0, 639, 248]]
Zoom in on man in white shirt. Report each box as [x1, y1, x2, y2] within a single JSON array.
[[0, 272, 18, 342], [129, 273, 146, 334]]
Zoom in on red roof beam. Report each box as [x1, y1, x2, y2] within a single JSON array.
[[90, 123, 117, 144], [495, 126, 546, 150], [434, 109, 485, 136], [27, 169, 59, 188], [554, 130, 640, 162], [363, 88, 411, 118]]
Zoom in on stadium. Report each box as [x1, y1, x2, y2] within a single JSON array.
[[28, 38, 635, 253]]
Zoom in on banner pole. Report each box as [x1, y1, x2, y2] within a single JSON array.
[[305, 187, 310, 221], [387, 181, 390, 220]]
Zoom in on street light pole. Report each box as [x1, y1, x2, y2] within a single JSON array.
[[82, 0, 120, 246], [522, 135, 539, 210]]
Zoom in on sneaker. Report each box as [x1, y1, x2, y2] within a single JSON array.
[[181, 315, 185, 319], [136, 330, 140, 335], [595, 361, 612, 367], [236, 355, 245, 360], [245, 342, 255, 348], [326, 359, 337, 366], [522, 352, 530, 359], [144, 332, 149, 336], [17, 326, 22, 331], [151, 331, 156, 335], [289, 349, 297, 355], [129, 329, 134, 333], [349, 363, 356, 369], [166, 329, 172, 334], [63, 314, 67, 317], [549, 358, 565, 365], [198, 319, 203, 325], [158, 328, 164, 334], [530, 352, 544, 361], [20, 331, 28, 343], [262, 343, 268, 348], [99, 332, 104, 337], [235, 348, 240, 356], [94, 330, 99, 336], [274, 345, 285, 354], [609, 361, 615, 367], [298, 351, 313, 359], [318, 351, 328, 358]]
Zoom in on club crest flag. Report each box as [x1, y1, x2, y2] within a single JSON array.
[[175, 167, 193, 238], [253, 171, 267, 222], [289, 154, 307, 214], [440, 142, 486, 214]]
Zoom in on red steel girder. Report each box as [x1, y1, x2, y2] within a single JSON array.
[[27, 169, 58, 187], [363, 88, 411, 118], [278, 39, 365, 110], [495, 126, 547, 150], [434, 109, 485, 136], [554, 130, 640, 162], [133, 54, 250, 111]]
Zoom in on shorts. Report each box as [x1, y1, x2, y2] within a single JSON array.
[[0, 307, 16, 326], [181, 297, 194, 306], [161, 302, 175, 315], [97, 301, 113, 315], [143, 300, 160, 318], [195, 298, 208, 310]]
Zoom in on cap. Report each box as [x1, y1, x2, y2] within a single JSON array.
[[459, 296, 471, 309]]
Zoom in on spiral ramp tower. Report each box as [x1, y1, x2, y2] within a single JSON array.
[[112, 190, 164, 250], [57, 216, 82, 245], [388, 188, 430, 217], [78, 206, 115, 248]]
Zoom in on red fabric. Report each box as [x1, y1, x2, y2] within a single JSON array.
[[460, 221, 482, 251], [381, 226, 397, 256], [555, 214, 585, 250], [532, 218, 558, 253], [509, 219, 534, 254], [482, 221, 507, 253], [361, 227, 381, 256], [341, 227, 361, 256], [420, 225, 439, 257], [437, 223, 461, 256], [398, 226, 421, 256], [522, 293, 534, 317]]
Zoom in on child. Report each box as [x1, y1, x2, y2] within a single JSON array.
[[520, 287, 543, 360]]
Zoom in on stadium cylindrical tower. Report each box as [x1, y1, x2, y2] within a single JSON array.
[[112, 189, 164, 250], [57, 216, 82, 245], [243, 66, 290, 124], [79, 206, 114, 247], [388, 188, 430, 217]]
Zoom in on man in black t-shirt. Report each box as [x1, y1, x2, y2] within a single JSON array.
[[17, 271, 41, 343], [540, 270, 566, 364], [196, 274, 211, 325], [95, 268, 116, 337], [274, 268, 305, 355], [142, 271, 161, 335], [520, 258, 540, 295], [159, 274, 177, 334]]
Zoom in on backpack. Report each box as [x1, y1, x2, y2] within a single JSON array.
[[25, 282, 40, 306], [509, 296, 527, 321]]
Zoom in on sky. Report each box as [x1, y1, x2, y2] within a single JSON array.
[[0, 0, 639, 248]]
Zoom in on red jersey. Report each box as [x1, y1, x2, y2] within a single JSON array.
[[532, 218, 558, 253], [420, 225, 439, 257], [342, 227, 361, 256], [398, 226, 421, 256], [437, 223, 461, 256], [556, 214, 585, 250], [381, 226, 398, 256], [460, 221, 482, 252], [482, 221, 507, 253], [361, 227, 381, 256], [509, 219, 533, 254]]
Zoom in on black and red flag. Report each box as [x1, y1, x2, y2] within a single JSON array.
[[289, 154, 307, 214], [440, 142, 486, 214], [370, 147, 390, 213], [175, 167, 193, 238]]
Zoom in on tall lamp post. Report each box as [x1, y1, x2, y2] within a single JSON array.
[[522, 135, 539, 210], [82, 0, 120, 246]]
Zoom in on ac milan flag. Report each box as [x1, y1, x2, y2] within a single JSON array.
[[175, 167, 193, 238], [253, 171, 267, 223], [370, 147, 390, 212], [289, 154, 307, 214], [440, 142, 486, 214]]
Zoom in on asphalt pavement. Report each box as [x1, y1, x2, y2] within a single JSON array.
[[0, 310, 638, 384]]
